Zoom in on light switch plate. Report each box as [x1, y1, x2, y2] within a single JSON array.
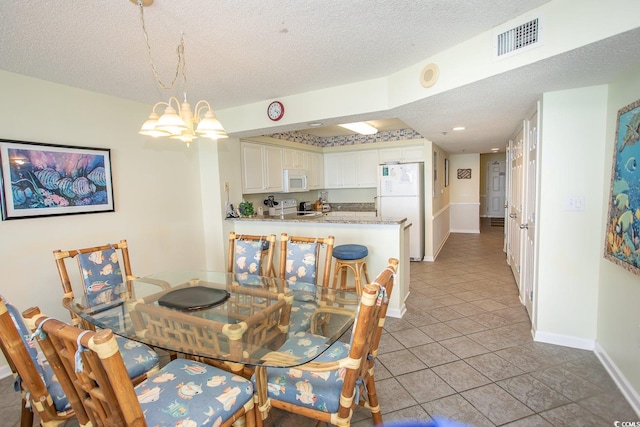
[[564, 195, 585, 211]]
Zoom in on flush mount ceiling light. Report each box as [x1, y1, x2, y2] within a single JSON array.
[[452, 126, 466, 131], [338, 122, 378, 135], [132, 0, 227, 147]]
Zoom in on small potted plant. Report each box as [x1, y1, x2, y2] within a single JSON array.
[[238, 200, 254, 217]]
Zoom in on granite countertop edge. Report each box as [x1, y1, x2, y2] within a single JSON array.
[[232, 215, 406, 225]]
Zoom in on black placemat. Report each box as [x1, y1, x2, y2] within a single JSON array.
[[158, 286, 230, 311]]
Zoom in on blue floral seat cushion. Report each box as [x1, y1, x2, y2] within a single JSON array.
[[4, 300, 71, 412], [77, 248, 125, 307], [136, 359, 253, 426], [288, 301, 319, 335], [254, 331, 351, 414], [114, 335, 160, 379]]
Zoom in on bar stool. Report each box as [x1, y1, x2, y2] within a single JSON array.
[[332, 244, 370, 295]]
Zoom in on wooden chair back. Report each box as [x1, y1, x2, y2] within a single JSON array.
[[228, 232, 276, 277], [23, 306, 257, 427], [0, 297, 87, 427], [278, 233, 335, 287], [52, 239, 134, 328], [265, 258, 398, 427], [23, 306, 141, 426]]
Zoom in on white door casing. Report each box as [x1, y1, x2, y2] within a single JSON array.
[[522, 104, 540, 321], [508, 125, 525, 289]]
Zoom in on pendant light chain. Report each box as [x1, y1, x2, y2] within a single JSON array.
[[137, 0, 184, 91]]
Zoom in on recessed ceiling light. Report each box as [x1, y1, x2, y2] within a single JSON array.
[[338, 122, 378, 135], [452, 126, 466, 131], [308, 122, 323, 127]]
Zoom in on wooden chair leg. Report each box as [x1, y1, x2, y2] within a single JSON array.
[[20, 396, 33, 427], [365, 374, 383, 426]]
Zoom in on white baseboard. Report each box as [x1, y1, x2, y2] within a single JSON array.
[[450, 228, 480, 234], [387, 304, 406, 319], [594, 342, 640, 417], [533, 330, 595, 350], [0, 365, 13, 380]]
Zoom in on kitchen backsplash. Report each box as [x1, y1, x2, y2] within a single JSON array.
[[267, 128, 423, 148]]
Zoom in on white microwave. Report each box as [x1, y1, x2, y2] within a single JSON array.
[[282, 169, 308, 193]]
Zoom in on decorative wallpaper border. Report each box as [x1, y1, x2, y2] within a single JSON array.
[[267, 128, 423, 148]]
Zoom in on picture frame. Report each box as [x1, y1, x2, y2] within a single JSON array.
[[444, 158, 450, 187], [0, 139, 114, 220], [604, 98, 640, 275]]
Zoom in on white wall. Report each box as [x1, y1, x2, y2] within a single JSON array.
[[596, 67, 640, 408], [0, 71, 212, 368], [449, 154, 480, 234], [535, 85, 608, 348]]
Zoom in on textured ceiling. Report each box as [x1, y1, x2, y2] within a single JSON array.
[[1, 1, 639, 153]]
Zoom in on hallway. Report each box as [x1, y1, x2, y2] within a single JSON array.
[[2, 220, 637, 426]]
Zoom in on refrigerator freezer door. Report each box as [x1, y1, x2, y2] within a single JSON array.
[[379, 195, 424, 261], [379, 163, 420, 196]]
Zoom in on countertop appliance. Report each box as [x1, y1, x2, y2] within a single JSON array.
[[274, 198, 298, 216], [282, 169, 308, 193], [378, 163, 424, 261], [299, 201, 312, 215]]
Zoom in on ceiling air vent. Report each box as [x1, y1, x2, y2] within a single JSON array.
[[494, 17, 542, 59]]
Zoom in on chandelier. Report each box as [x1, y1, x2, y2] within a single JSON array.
[[133, 0, 227, 147]]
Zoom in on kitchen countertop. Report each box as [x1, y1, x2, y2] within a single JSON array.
[[233, 212, 406, 225]]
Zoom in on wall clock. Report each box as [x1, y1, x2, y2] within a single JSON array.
[[267, 101, 285, 121]]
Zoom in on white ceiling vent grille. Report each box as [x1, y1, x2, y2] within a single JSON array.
[[494, 17, 542, 59]]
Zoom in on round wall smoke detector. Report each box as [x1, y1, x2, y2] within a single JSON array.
[[420, 63, 439, 88]]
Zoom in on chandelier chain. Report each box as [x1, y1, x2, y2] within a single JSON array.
[[137, 0, 185, 91]]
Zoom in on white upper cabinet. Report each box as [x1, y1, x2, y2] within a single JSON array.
[[324, 150, 379, 189], [241, 142, 283, 193], [378, 144, 424, 163], [303, 151, 324, 190], [282, 148, 304, 170]]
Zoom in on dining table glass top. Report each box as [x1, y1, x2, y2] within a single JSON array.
[[68, 270, 360, 368]]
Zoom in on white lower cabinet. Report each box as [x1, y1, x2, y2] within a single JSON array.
[[241, 142, 284, 193]]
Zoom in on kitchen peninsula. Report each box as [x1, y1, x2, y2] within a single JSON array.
[[233, 213, 410, 318]]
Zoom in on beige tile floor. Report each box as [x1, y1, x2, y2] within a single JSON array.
[[3, 219, 638, 426]]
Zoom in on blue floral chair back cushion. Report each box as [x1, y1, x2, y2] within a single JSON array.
[[234, 239, 264, 285], [4, 300, 71, 412], [284, 242, 319, 285], [77, 247, 125, 307]]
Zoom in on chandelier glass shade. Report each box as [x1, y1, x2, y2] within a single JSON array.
[[139, 98, 228, 146], [134, 0, 227, 147]]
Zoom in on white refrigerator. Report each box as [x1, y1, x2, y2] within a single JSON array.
[[378, 163, 424, 261]]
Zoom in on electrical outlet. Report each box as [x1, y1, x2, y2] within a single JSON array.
[[224, 181, 229, 192]]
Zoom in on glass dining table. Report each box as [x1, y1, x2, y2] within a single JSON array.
[[66, 270, 360, 423]]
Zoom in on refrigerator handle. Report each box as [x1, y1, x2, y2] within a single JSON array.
[[374, 196, 378, 216]]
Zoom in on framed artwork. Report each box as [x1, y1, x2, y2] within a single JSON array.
[[444, 158, 450, 187], [0, 139, 114, 220], [604, 98, 640, 274], [457, 168, 472, 179]]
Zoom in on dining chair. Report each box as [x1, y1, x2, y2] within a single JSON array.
[[228, 232, 277, 279], [256, 258, 398, 427], [52, 239, 161, 384], [0, 295, 87, 427], [278, 233, 335, 335], [23, 306, 257, 427]]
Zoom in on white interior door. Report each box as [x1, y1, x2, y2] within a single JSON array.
[[487, 161, 506, 217], [522, 104, 540, 320], [508, 125, 524, 290]]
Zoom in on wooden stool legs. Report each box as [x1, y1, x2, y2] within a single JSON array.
[[332, 258, 370, 295]]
